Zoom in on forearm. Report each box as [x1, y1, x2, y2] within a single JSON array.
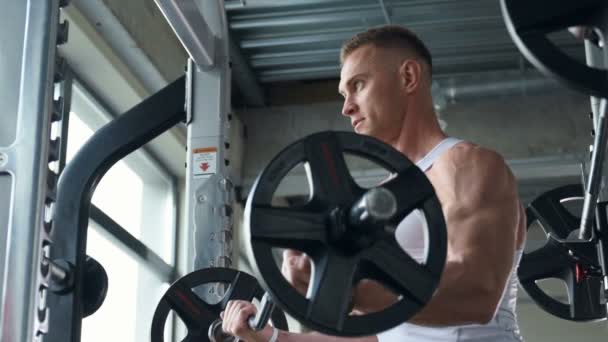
[[351, 279, 399, 313], [409, 258, 501, 326], [350, 257, 507, 326], [278, 330, 377, 342], [246, 326, 377, 342]]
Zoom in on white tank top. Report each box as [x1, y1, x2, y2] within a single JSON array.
[[377, 138, 524, 342]]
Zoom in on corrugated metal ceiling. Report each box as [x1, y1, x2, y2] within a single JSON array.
[[225, 0, 582, 83]]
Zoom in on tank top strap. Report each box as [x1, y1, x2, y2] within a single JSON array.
[[415, 137, 464, 172]]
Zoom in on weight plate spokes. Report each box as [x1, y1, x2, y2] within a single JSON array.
[[150, 267, 288, 342], [245, 131, 447, 336], [501, 0, 608, 98], [519, 184, 606, 321]]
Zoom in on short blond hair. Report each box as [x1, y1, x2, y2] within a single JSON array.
[[340, 25, 433, 76]]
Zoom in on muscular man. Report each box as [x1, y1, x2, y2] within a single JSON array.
[[221, 25, 527, 342]]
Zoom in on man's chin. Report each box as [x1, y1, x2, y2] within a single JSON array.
[[353, 124, 367, 135], [354, 127, 372, 136]]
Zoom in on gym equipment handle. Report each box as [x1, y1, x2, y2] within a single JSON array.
[[248, 292, 275, 331]]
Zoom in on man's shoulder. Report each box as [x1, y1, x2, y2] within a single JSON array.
[[431, 141, 511, 185], [435, 141, 506, 171], [428, 141, 517, 205]]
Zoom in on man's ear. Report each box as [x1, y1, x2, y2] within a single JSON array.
[[399, 59, 422, 93]]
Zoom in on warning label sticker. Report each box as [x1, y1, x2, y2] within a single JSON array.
[[193, 147, 217, 177]]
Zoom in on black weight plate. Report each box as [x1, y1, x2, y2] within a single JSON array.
[[519, 184, 606, 321], [150, 267, 288, 342], [245, 131, 447, 336], [501, 0, 608, 98]]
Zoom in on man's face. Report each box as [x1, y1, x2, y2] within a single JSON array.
[[338, 45, 407, 142]]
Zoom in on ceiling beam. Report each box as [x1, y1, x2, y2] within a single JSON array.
[[153, 0, 216, 68]]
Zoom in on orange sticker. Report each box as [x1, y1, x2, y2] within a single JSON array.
[[193, 147, 217, 177], [193, 147, 217, 153]]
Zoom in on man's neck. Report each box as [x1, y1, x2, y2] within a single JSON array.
[[390, 109, 447, 164]]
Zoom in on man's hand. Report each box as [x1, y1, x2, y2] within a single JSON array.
[[220, 299, 378, 342], [352, 279, 399, 314], [220, 300, 266, 342], [281, 249, 311, 296], [281, 250, 398, 314]]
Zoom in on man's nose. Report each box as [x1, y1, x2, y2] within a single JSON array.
[[341, 97, 357, 116]]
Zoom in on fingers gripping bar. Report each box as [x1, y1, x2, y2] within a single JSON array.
[[248, 293, 275, 331]]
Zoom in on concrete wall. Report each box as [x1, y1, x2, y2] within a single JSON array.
[[442, 91, 591, 160], [238, 89, 591, 186]]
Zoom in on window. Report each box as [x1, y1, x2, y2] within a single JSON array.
[[65, 79, 177, 342]]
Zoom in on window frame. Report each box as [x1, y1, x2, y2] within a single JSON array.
[[63, 67, 180, 341]]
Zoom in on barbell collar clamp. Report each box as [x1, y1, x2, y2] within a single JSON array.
[[349, 187, 398, 228]]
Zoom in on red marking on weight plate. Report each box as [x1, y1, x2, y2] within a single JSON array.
[[174, 289, 201, 316], [321, 143, 341, 189], [575, 264, 583, 283], [200, 162, 210, 171]]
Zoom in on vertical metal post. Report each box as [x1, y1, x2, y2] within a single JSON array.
[[583, 30, 608, 318], [184, 0, 234, 302], [580, 99, 608, 239], [0, 0, 65, 341], [586, 40, 608, 200], [579, 38, 608, 240]]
